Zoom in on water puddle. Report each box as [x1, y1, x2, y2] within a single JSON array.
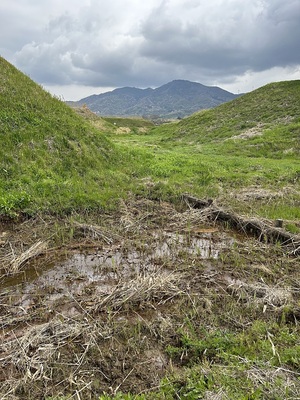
[[0, 229, 234, 316]]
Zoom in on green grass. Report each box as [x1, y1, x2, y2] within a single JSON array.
[[108, 80, 300, 221], [2, 56, 299, 220], [164, 80, 300, 144], [0, 57, 137, 216], [102, 116, 154, 129], [87, 319, 300, 399]]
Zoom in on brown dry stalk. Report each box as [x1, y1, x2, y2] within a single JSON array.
[[73, 221, 114, 244], [0, 318, 107, 399], [182, 194, 300, 253], [227, 280, 293, 308], [6, 240, 47, 274], [95, 271, 184, 311]]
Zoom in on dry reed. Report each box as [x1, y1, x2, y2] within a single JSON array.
[[1, 240, 48, 274], [95, 271, 184, 311], [74, 222, 114, 244]]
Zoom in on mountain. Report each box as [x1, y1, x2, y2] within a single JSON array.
[[69, 80, 239, 118]]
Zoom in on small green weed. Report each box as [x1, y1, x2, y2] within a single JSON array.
[[0, 191, 31, 217]]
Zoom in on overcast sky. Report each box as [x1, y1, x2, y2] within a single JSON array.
[[1, 0, 300, 100]]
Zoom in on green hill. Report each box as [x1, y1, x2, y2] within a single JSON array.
[[0, 57, 129, 216], [159, 80, 300, 158]]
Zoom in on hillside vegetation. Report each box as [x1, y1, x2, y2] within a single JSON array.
[[171, 80, 300, 145], [110, 80, 300, 224], [0, 57, 132, 216], [0, 58, 299, 226]]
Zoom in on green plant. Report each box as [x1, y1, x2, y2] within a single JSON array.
[[0, 191, 31, 217]]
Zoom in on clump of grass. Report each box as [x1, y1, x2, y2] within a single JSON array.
[[95, 271, 184, 311], [8, 240, 48, 274], [0, 240, 48, 276]]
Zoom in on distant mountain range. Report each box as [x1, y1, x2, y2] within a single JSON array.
[[67, 80, 240, 118]]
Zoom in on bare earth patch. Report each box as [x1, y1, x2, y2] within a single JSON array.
[[230, 123, 264, 140]]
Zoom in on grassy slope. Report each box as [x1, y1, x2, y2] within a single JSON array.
[[0, 57, 134, 216], [110, 80, 300, 222], [171, 80, 300, 143]]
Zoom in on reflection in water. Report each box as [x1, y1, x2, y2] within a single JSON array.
[[0, 229, 234, 314]]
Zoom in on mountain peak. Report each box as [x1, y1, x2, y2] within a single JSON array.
[[73, 80, 239, 118]]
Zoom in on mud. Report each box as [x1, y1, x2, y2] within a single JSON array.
[[0, 199, 299, 399], [1, 229, 233, 310]]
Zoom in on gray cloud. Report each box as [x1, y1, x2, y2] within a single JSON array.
[[140, 0, 300, 76], [1, 0, 300, 97]]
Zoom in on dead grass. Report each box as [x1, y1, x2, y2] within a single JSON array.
[[95, 271, 184, 312], [246, 365, 300, 399], [0, 198, 299, 399], [226, 279, 294, 309], [0, 317, 110, 399], [230, 124, 264, 140], [203, 389, 229, 400], [74, 221, 115, 244], [1, 240, 47, 274]]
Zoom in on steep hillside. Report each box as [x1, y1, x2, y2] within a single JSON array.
[[0, 57, 129, 216], [70, 80, 238, 118]]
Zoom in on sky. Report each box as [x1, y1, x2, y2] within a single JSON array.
[[1, 0, 300, 100]]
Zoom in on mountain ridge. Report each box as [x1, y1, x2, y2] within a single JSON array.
[[68, 79, 239, 118]]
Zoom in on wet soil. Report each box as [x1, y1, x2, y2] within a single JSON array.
[[0, 199, 299, 399]]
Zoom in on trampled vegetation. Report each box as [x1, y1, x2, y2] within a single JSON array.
[[0, 58, 299, 399]]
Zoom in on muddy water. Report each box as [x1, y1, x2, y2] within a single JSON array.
[[0, 229, 234, 316]]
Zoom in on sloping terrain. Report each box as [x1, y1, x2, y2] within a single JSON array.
[[166, 80, 300, 148], [69, 80, 238, 118], [0, 57, 130, 216]]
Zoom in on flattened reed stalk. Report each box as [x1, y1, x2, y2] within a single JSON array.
[[4, 240, 47, 274], [227, 281, 293, 308], [246, 366, 300, 398], [169, 207, 215, 230], [95, 271, 184, 311], [73, 221, 114, 244], [203, 389, 228, 400]]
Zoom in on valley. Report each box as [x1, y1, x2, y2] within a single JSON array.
[[0, 57, 300, 399]]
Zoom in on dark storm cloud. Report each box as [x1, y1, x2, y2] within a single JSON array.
[[140, 0, 300, 79]]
